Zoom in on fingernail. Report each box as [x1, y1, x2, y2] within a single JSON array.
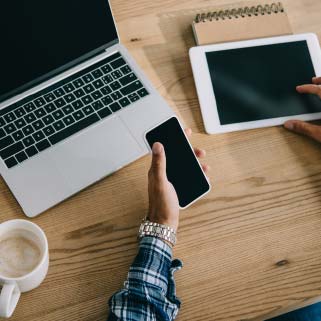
[[284, 121, 294, 130], [152, 143, 162, 155]]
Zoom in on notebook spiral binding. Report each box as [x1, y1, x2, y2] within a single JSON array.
[[195, 2, 284, 23]]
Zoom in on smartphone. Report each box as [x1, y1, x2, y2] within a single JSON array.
[[145, 116, 211, 209]]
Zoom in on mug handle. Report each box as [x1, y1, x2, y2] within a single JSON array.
[[0, 283, 21, 318]]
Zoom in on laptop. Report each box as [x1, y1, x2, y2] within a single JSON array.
[[0, 0, 174, 217]]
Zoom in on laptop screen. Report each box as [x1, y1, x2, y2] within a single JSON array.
[[0, 0, 118, 103]]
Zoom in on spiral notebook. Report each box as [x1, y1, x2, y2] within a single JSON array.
[[192, 2, 293, 45]]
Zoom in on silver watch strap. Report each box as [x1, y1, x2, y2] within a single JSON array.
[[138, 219, 177, 246]]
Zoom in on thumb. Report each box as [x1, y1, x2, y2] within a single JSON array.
[[151, 142, 167, 180], [284, 120, 321, 142]]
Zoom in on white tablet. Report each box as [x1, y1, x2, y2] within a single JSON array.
[[189, 33, 321, 134]]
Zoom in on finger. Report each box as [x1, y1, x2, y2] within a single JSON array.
[[202, 164, 211, 173], [150, 142, 167, 180], [284, 120, 321, 143], [194, 148, 206, 158], [296, 84, 321, 98], [185, 128, 192, 137], [312, 77, 321, 85]]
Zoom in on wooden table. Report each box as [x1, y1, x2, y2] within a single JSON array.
[[1, 1, 321, 320]]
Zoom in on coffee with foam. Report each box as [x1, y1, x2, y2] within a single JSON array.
[[0, 230, 41, 278]]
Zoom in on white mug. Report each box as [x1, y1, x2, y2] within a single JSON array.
[[0, 220, 49, 318]]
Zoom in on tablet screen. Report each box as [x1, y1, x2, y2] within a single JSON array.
[[206, 41, 321, 125]]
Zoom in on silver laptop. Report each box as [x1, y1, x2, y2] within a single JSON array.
[[0, 0, 174, 217]]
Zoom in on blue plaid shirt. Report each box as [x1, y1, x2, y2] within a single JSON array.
[[107, 237, 183, 321]]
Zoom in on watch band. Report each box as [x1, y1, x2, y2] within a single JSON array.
[[138, 219, 177, 246]]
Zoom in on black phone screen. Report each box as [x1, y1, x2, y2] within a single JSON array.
[[146, 117, 210, 208]]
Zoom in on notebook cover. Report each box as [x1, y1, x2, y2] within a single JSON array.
[[192, 2, 293, 45]]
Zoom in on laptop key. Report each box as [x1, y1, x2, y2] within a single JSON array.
[[92, 69, 103, 79], [92, 101, 104, 111], [32, 120, 45, 131], [111, 70, 122, 79], [109, 102, 121, 112], [53, 88, 65, 98], [93, 79, 104, 89], [92, 90, 103, 100], [24, 102, 36, 113], [119, 73, 137, 86], [72, 100, 84, 110], [44, 103, 56, 113], [4, 112, 16, 123], [43, 125, 55, 136], [63, 83, 75, 93], [16, 151, 28, 163], [101, 64, 112, 74], [53, 120, 65, 131], [43, 115, 55, 125], [36, 139, 51, 152], [0, 118, 5, 127], [102, 96, 113, 106], [128, 93, 140, 102], [64, 93, 76, 103], [102, 75, 113, 84], [12, 130, 23, 141], [83, 74, 94, 84], [73, 110, 85, 121], [23, 136, 35, 147], [101, 85, 112, 95], [111, 58, 126, 69], [24, 113, 36, 124], [119, 97, 131, 108], [62, 115, 75, 126], [23, 125, 34, 136], [111, 91, 122, 101], [73, 78, 85, 88], [120, 65, 132, 75], [54, 98, 66, 108], [137, 88, 149, 97], [49, 114, 100, 145], [81, 95, 93, 105], [14, 107, 26, 118], [98, 107, 112, 119], [4, 124, 17, 135], [110, 81, 121, 91], [5, 157, 18, 169], [84, 84, 95, 94], [34, 107, 46, 118], [0, 142, 24, 159], [44, 93, 55, 103], [33, 131, 45, 142], [120, 81, 143, 96], [34, 97, 46, 107], [0, 136, 14, 150], [53, 110, 64, 120], [74, 88, 86, 98], [26, 146, 38, 157], [82, 105, 95, 116], [62, 105, 74, 115], [15, 118, 27, 129]]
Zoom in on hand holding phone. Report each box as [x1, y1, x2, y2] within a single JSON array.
[[145, 117, 211, 209]]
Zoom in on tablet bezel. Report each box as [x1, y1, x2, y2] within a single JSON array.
[[189, 33, 321, 134]]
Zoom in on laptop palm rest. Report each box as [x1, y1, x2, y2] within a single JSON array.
[[52, 116, 143, 192]]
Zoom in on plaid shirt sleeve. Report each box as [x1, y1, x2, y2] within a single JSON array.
[[107, 236, 183, 321]]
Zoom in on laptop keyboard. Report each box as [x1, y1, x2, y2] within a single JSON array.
[[0, 52, 149, 169]]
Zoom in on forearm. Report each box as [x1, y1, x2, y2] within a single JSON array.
[[107, 237, 182, 321]]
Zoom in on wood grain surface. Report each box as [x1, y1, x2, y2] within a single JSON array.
[[1, 0, 321, 320]]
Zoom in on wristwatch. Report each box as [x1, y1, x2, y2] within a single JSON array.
[[138, 218, 177, 247]]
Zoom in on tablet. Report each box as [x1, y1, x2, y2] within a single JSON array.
[[189, 33, 321, 134]]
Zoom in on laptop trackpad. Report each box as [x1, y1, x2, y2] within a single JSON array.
[[52, 117, 143, 191]]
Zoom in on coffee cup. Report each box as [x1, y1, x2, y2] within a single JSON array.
[[0, 219, 49, 318]]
